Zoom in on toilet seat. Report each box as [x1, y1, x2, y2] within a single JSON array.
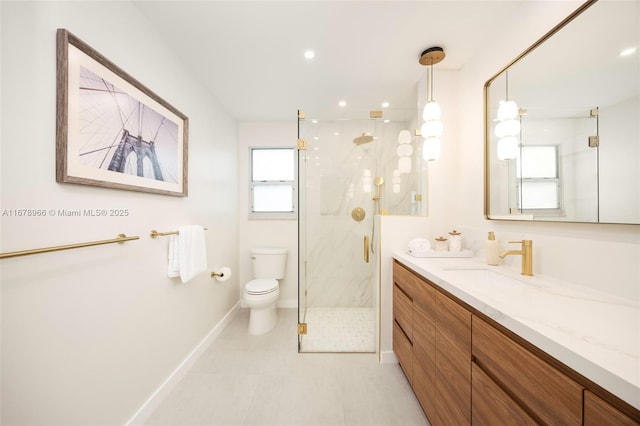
[[245, 278, 278, 295]]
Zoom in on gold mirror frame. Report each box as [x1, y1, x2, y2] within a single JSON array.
[[483, 0, 639, 224]]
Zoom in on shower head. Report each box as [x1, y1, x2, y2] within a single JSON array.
[[353, 133, 374, 145]]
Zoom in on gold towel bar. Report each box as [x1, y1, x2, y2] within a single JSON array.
[[0, 234, 140, 259], [150, 228, 208, 238]]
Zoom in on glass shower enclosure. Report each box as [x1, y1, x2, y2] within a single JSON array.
[[297, 109, 420, 353]]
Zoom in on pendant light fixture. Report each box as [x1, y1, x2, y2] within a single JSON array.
[[496, 71, 520, 160], [419, 46, 445, 161]]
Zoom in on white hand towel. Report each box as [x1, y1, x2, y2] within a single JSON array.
[[408, 238, 431, 254], [167, 234, 180, 278], [167, 225, 207, 283], [175, 225, 208, 283]]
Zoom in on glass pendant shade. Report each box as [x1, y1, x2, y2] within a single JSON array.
[[396, 144, 413, 157], [497, 100, 519, 121], [421, 120, 443, 138], [497, 136, 519, 160], [398, 130, 412, 144], [495, 118, 520, 138], [398, 156, 412, 173], [422, 101, 441, 121], [423, 137, 441, 161]]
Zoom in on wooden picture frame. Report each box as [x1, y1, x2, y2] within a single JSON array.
[[56, 29, 188, 196]]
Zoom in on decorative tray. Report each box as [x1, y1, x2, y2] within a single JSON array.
[[407, 249, 474, 258]]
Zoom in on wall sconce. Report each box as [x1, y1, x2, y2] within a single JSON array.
[[496, 70, 520, 160], [419, 46, 445, 161]]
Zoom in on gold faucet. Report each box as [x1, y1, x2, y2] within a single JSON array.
[[499, 240, 533, 276]]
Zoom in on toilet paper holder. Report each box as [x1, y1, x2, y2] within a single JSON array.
[[211, 267, 232, 282]]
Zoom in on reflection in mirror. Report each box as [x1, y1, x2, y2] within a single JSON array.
[[484, 0, 639, 224]]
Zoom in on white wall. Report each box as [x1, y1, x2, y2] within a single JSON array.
[[238, 122, 298, 308], [1, 2, 239, 425]]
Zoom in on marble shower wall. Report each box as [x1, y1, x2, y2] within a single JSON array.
[[299, 115, 421, 309]]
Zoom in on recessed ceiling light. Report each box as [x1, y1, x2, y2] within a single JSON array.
[[620, 47, 637, 57], [382, 102, 390, 108], [339, 100, 347, 107], [304, 50, 315, 59]]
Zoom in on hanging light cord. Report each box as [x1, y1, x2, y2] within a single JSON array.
[[505, 70, 509, 101], [430, 59, 435, 102]]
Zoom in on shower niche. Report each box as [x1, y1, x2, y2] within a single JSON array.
[[296, 109, 423, 353]]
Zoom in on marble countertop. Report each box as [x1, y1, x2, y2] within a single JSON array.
[[393, 251, 640, 410]]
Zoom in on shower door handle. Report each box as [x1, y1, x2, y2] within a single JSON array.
[[364, 236, 370, 263]]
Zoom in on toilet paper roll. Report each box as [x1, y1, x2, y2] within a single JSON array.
[[212, 267, 232, 282]]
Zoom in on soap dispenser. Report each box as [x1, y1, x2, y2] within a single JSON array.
[[485, 232, 500, 265]]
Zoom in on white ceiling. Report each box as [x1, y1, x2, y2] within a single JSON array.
[[132, 1, 527, 122]]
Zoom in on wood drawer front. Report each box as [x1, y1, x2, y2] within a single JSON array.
[[413, 275, 436, 314], [435, 292, 471, 366], [472, 362, 537, 426], [413, 307, 436, 420], [435, 292, 472, 425], [393, 261, 417, 297], [584, 390, 639, 426], [393, 320, 413, 383], [393, 283, 413, 341], [413, 356, 435, 422], [413, 307, 435, 375], [473, 316, 583, 425]]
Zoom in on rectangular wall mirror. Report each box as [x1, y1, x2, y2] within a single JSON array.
[[484, 0, 639, 224]]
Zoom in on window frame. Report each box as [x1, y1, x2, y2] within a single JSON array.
[[249, 146, 297, 220], [516, 145, 563, 215]]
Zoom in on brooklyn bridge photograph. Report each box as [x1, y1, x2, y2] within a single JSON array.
[[56, 29, 188, 196], [77, 65, 179, 184]]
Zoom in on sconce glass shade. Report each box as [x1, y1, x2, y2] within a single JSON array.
[[423, 137, 441, 161], [497, 136, 519, 160], [398, 130, 412, 144], [396, 144, 413, 157], [422, 101, 441, 121], [398, 156, 412, 173], [421, 120, 443, 138], [497, 100, 519, 121], [495, 118, 520, 138]]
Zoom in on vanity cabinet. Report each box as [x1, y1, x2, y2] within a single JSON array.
[[434, 290, 471, 424], [392, 259, 640, 426], [471, 362, 537, 425], [584, 390, 638, 426], [393, 260, 471, 425], [472, 316, 583, 425]]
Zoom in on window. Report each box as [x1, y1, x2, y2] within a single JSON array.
[[250, 147, 296, 219], [516, 145, 561, 213]]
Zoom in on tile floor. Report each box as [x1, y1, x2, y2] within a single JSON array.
[[299, 307, 375, 353], [145, 308, 430, 426]]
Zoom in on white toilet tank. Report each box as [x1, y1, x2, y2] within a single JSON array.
[[250, 248, 288, 279]]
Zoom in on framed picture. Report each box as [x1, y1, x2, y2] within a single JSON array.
[[56, 28, 188, 196]]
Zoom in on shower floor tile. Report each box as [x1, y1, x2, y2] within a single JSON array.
[[299, 307, 375, 353]]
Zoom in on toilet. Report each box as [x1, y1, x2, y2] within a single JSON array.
[[243, 247, 288, 335]]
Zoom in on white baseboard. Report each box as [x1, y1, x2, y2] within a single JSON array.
[[126, 302, 241, 425], [380, 350, 398, 364]]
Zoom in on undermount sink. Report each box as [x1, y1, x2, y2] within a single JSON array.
[[440, 268, 540, 289]]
